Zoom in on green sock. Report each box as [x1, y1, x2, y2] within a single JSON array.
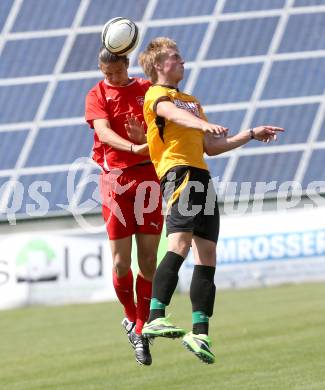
[[148, 298, 166, 322], [192, 311, 209, 335], [150, 298, 166, 310], [192, 311, 209, 324]]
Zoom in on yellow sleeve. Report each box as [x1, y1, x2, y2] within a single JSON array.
[[145, 85, 172, 114]]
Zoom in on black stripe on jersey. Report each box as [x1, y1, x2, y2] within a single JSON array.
[[156, 116, 165, 142], [153, 96, 171, 113], [153, 96, 171, 142]]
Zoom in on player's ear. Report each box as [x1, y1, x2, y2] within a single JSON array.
[[154, 61, 162, 71], [126, 58, 130, 68]]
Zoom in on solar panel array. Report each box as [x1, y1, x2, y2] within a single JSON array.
[[1, 0, 325, 221]]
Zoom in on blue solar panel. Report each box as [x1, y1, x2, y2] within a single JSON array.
[[303, 150, 325, 188], [0, 83, 47, 124], [25, 125, 93, 167], [206, 157, 229, 180], [64, 33, 100, 73], [16, 170, 83, 215], [223, 0, 285, 12], [0, 37, 65, 78], [278, 13, 325, 53], [194, 63, 262, 104], [248, 104, 319, 147], [82, 0, 147, 26], [207, 17, 278, 59], [0, 130, 28, 170], [206, 110, 246, 132], [317, 117, 325, 141], [0, 0, 12, 31], [180, 69, 191, 91], [0, 176, 10, 191], [262, 58, 325, 100], [1, 0, 325, 219], [140, 24, 208, 62], [12, 0, 80, 31], [0, 176, 11, 220], [231, 152, 302, 194], [152, 0, 215, 18], [45, 78, 100, 119], [294, 0, 325, 6]]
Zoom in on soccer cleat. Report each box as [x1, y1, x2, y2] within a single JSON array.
[[182, 332, 215, 364], [142, 316, 186, 339], [121, 318, 152, 365], [121, 317, 136, 350], [121, 317, 135, 334], [128, 330, 152, 366]]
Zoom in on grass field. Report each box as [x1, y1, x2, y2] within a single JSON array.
[[1, 283, 325, 390]]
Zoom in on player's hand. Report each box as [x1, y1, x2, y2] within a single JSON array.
[[131, 143, 149, 156], [250, 126, 284, 143], [125, 114, 146, 144], [201, 122, 228, 136]]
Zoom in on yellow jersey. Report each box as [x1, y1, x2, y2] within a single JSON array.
[[143, 85, 208, 179]]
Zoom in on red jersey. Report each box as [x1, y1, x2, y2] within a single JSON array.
[[85, 77, 151, 170]]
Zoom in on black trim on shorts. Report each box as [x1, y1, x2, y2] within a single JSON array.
[[161, 166, 220, 243]]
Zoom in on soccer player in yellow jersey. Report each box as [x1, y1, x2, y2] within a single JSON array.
[[138, 37, 284, 364]]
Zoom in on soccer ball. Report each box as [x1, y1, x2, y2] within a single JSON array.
[[101, 17, 139, 56]]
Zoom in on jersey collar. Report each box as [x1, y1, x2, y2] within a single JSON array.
[[155, 84, 179, 92], [104, 78, 136, 87]]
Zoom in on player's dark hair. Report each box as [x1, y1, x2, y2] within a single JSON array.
[[98, 46, 128, 65]]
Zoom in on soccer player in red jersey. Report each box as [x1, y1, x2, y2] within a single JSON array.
[[85, 47, 163, 366]]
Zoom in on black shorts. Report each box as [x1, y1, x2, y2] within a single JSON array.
[[160, 166, 220, 243]]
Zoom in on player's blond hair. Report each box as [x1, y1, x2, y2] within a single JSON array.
[[138, 37, 178, 83]]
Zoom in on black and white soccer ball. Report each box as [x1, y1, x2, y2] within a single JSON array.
[[101, 17, 139, 56]]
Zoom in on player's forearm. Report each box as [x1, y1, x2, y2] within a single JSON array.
[[204, 130, 251, 156], [157, 102, 206, 130], [168, 108, 207, 129], [95, 126, 133, 152]]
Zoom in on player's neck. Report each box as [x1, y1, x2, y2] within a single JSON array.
[[156, 76, 178, 89], [104, 77, 133, 87]]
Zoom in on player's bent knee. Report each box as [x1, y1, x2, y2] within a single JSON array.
[[196, 255, 216, 267], [168, 243, 190, 258], [113, 258, 131, 277], [138, 256, 157, 280]]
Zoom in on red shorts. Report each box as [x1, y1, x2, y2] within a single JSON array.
[[100, 163, 163, 240]]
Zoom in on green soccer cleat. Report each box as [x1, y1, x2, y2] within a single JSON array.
[[142, 316, 186, 339], [182, 332, 215, 364]]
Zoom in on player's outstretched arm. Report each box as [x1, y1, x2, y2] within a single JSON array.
[[156, 100, 228, 136], [204, 126, 284, 156]]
